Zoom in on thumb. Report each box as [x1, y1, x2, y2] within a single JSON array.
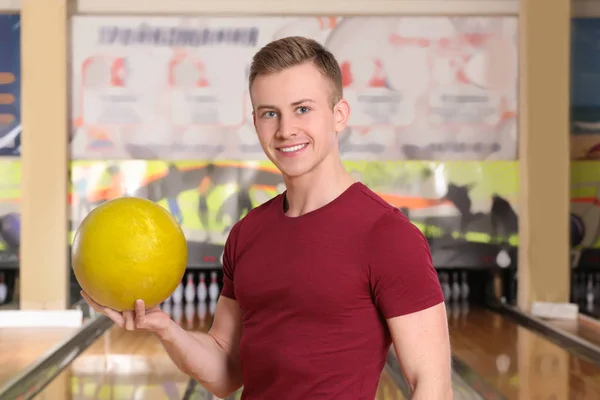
[[134, 299, 150, 328], [134, 299, 168, 332]]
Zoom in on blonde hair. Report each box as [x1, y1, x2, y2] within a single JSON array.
[[249, 36, 343, 108]]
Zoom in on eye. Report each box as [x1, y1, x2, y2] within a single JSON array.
[[296, 106, 310, 114], [262, 111, 278, 118]]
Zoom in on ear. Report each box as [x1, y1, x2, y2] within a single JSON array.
[[333, 99, 350, 134]]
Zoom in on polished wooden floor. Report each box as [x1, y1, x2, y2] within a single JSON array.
[[0, 326, 79, 390], [447, 302, 600, 399], [32, 302, 405, 399], [547, 313, 600, 349], [9, 301, 600, 399]]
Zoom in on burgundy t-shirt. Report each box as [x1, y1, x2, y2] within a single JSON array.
[[220, 182, 444, 399]]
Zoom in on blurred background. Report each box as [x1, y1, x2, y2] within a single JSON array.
[[0, 0, 596, 399]]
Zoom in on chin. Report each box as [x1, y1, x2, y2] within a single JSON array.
[[273, 159, 315, 179], [280, 167, 311, 178]]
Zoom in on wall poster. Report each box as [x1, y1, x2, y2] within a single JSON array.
[[69, 160, 520, 269], [571, 18, 600, 160], [0, 14, 21, 157], [70, 16, 518, 162], [0, 159, 20, 267], [571, 161, 600, 268]]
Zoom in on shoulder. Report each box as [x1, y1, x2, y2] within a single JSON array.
[[370, 208, 422, 241], [347, 182, 416, 232], [365, 207, 431, 265], [365, 206, 442, 318], [339, 182, 401, 223], [342, 182, 432, 265], [351, 182, 398, 213], [225, 193, 283, 249]]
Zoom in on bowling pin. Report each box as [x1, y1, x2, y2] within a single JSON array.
[[451, 272, 461, 302], [209, 299, 217, 316], [460, 271, 470, 301], [185, 302, 195, 329], [197, 272, 208, 302], [0, 272, 7, 304], [587, 276, 595, 306], [172, 282, 183, 304], [162, 301, 172, 317], [451, 302, 460, 322], [197, 301, 207, 328], [208, 272, 219, 301], [184, 272, 196, 303], [440, 273, 451, 302], [496, 249, 511, 268], [172, 303, 183, 325]]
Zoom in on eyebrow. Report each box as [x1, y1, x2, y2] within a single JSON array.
[[256, 98, 316, 111]]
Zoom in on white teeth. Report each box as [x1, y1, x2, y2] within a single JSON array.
[[279, 144, 307, 153]]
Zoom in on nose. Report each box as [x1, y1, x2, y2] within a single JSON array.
[[276, 114, 298, 139]]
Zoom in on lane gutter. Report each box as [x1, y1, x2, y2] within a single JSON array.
[[181, 378, 199, 400], [385, 349, 413, 398], [450, 356, 506, 400], [490, 302, 600, 368], [0, 315, 114, 400], [387, 346, 490, 400]]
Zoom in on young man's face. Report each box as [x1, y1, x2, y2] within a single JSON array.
[[250, 62, 349, 179]]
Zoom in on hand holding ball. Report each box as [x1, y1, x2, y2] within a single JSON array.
[[72, 197, 188, 312]]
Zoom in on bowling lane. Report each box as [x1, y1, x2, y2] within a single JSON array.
[[185, 367, 406, 399], [447, 303, 600, 399], [546, 314, 600, 349], [0, 326, 79, 390], [184, 359, 407, 399], [34, 302, 208, 400], [34, 301, 407, 400]]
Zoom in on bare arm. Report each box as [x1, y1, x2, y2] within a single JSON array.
[[155, 296, 243, 398], [155, 219, 244, 397], [82, 221, 245, 397], [82, 290, 244, 400], [387, 303, 453, 399]]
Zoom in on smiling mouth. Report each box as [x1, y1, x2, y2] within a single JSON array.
[[277, 143, 308, 153]]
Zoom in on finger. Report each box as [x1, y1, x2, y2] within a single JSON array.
[[135, 299, 147, 327], [103, 308, 126, 327], [80, 291, 125, 328], [123, 310, 135, 331], [80, 291, 102, 311]]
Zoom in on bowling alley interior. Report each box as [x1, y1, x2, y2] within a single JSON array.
[[3, 0, 600, 399]]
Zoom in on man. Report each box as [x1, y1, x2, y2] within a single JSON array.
[[82, 36, 453, 399]]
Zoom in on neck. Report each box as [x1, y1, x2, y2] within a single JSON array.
[[282, 153, 355, 217]]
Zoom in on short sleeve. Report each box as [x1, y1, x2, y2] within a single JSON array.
[[220, 220, 243, 300], [366, 209, 444, 319]]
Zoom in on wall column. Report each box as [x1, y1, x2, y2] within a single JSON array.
[[517, 0, 571, 310], [20, 0, 70, 310]]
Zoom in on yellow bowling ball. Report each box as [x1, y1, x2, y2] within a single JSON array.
[[72, 197, 188, 312]]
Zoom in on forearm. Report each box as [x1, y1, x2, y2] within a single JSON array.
[[156, 321, 242, 397], [409, 379, 453, 400]]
